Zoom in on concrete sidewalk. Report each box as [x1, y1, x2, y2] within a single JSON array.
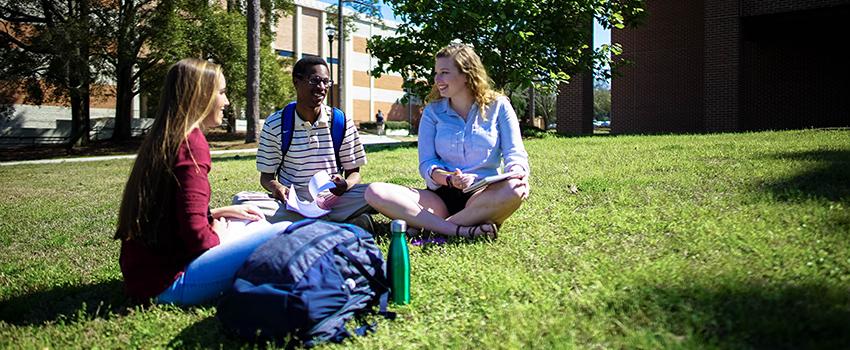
[[0, 134, 407, 167]]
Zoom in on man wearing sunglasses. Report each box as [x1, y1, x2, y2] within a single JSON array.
[[245, 56, 374, 230]]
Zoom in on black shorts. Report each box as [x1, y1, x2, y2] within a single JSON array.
[[429, 186, 475, 216]]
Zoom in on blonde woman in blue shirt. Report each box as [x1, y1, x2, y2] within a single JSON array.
[[365, 43, 529, 239]]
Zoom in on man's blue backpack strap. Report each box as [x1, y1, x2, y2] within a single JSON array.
[[279, 102, 346, 173]]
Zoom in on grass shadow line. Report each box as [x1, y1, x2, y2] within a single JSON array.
[[0, 279, 129, 326], [609, 281, 850, 348], [167, 316, 250, 349], [760, 149, 850, 202]]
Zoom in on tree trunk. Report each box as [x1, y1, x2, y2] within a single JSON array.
[[245, 0, 260, 143], [68, 92, 83, 149], [67, 0, 91, 149], [525, 85, 536, 126], [113, 59, 134, 141], [226, 104, 237, 134], [113, 0, 136, 142]]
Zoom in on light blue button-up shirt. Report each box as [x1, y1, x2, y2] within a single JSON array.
[[418, 96, 530, 190]]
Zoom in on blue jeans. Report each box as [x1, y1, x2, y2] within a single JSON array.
[[156, 221, 291, 305]]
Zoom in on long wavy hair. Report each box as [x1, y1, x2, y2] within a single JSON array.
[[115, 58, 222, 246], [426, 43, 501, 117]]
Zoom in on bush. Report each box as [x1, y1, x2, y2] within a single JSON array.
[[385, 121, 410, 130], [358, 121, 410, 131]]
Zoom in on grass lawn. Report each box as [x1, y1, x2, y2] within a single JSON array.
[[1, 129, 849, 349]]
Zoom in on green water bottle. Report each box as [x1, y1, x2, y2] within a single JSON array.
[[388, 219, 410, 305]]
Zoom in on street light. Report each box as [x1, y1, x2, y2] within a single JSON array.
[[325, 25, 337, 107]]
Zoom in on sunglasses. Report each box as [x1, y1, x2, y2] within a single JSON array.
[[303, 76, 334, 87]]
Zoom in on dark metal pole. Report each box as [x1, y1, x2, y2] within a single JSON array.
[[328, 38, 334, 107], [337, 0, 343, 112]]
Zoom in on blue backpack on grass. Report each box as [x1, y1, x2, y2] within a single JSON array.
[[217, 219, 393, 347]]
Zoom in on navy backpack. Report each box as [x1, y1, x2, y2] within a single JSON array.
[[217, 219, 393, 347]]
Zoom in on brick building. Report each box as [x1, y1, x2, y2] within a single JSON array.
[[277, 0, 417, 124], [2, 0, 416, 144], [559, 0, 850, 135]]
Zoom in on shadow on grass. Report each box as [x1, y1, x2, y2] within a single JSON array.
[[762, 149, 850, 202], [0, 279, 129, 325], [168, 316, 248, 349], [612, 282, 850, 348]]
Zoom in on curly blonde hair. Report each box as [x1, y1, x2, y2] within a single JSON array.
[[426, 43, 501, 117]]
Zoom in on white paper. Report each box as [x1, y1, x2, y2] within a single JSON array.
[[285, 170, 336, 218], [218, 219, 272, 244], [308, 170, 337, 198]]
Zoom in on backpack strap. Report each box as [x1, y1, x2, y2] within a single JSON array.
[[329, 107, 346, 174], [278, 104, 346, 177], [273, 102, 298, 183], [280, 102, 298, 159]]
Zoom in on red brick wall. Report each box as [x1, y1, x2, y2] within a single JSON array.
[[703, 0, 740, 132], [741, 0, 850, 16], [740, 4, 850, 130], [612, 0, 850, 133], [556, 73, 593, 135], [556, 20, 595, 135], [612, 0, 705, 134]]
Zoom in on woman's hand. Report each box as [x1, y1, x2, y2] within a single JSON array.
[[211, 217, 230, 236], [507, 166, 530, 200], [211, 204, 265, 222], [449, 168, 477, 190]]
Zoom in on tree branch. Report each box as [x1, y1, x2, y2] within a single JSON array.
[[0, 7, 49, 23]]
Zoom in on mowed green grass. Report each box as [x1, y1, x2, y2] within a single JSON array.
[[1, 129, 849, 349]]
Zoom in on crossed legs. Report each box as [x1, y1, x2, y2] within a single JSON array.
[[364, 179, 525, 238]]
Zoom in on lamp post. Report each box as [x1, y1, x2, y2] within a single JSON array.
[[325, 25, 337, 107]]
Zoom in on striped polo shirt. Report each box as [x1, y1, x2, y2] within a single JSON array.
[[256, 104, 367, 187]]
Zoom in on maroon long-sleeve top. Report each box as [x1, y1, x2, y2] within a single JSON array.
[[119, 128, 220, 300]]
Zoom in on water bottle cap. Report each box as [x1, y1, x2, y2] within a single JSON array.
[[390, 219, 407, 233]]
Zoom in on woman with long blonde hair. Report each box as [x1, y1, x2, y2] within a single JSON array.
[[116, 58, 288, 305], [365, 43, 530, 238]]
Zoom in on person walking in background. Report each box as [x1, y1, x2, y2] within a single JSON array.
[[365, 42, 530, 238], [376, 109, 385, 135], [115, 58, 289, 305]]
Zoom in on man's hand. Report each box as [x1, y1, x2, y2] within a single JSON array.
[[261, 173, 289, 201], [329, 174, 349, 196], [270, 182, 289, 201]]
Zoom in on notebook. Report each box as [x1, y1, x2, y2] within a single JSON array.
[[462, 171, 522, 193]]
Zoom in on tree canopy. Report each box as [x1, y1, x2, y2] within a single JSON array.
[[1, 0, 107, 146], [2, 0, 294, 144], [368, 0, 645, 100]]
